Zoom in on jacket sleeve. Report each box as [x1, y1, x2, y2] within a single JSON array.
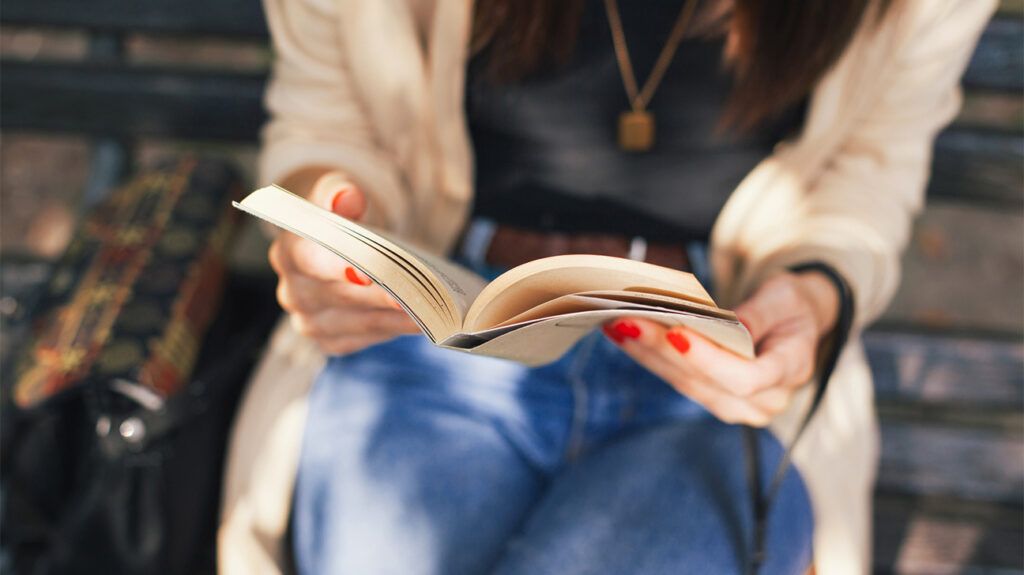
[[737, 0, 996, 327], [259, 0, 410, 231]]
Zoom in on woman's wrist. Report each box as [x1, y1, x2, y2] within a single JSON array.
[[791, 269, 841, 336]]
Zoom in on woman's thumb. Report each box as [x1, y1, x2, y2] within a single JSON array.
[[330, 185, 366, 220], [310, 174, 367, 221], [307, 175, 374, 286]]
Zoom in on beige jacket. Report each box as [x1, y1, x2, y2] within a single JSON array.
[[219, 1, 994, 573]]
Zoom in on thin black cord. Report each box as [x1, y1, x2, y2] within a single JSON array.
[[742, 426, 765, 575], [743, 262, 855, 574]]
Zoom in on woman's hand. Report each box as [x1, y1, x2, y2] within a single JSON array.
[[268, 171, 420, 355], [603, 271, 840, 426]]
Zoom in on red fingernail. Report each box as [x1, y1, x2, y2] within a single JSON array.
[[331, 189, 348, 213], [611, 319, 641, 341], [345, 266, 371, 286], [666, 331, 691, 354], [602, 324, 625, 344]]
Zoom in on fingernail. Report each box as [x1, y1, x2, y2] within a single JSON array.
[[602, 324, 625, 344], [666, 331, 691, 354], [345, 266, 371, 286], [609, 319, 641, 342], [331, 189, 350, 213]]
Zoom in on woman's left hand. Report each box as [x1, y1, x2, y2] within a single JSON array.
[[603, 271, 840, 427]]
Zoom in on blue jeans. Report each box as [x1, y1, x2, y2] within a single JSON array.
[[293, 332, 814, 575]]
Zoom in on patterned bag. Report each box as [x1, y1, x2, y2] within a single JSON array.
[[13, 157, 232, 406], [1, 157, 279, 575]]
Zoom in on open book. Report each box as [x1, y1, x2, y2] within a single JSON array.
[[235, 186, 753, 366]]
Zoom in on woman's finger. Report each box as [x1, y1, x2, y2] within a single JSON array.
[[616, 318, 784, 398], [662, 324, 786, 397], [344, 266, 373, 286], [734, 274, 803, 344], [752, 329, 818, 389], [315, 333, 400, 357], [746, 384, 796, 418], [608, 319, 773, 426], [278, 271, 400, 313], [642, 322, 800, 419], [290, 307, 420, 340], [628, 341, 774, 426], [270, 234, 348, 283], [308, 175, 367, 220]]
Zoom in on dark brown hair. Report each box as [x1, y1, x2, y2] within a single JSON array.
[[471, 0, 892, 131]]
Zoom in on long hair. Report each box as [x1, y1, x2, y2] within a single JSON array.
[[471, 0, 892, 131]]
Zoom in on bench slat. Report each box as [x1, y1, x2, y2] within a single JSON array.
[[1, 7, 1016, 91], [0, 0, 268, 38], [877, 420, 1024, 504], [873, 494, 1024, 574], [866, 330, 1023, 407], [3, 66, 1019, 210], [882, 201, 1024, 334], [0, 60, 266, 142], [928, 128, 1024, 207], [1001, 0, 1024, 16], [956, 89, 1024, 133], [963, 16, 1024, 92]]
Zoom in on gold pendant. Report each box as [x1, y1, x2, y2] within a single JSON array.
[[618, 110, 654, 152]]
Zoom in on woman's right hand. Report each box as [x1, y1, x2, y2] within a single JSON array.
[[268, 172, 420, 355]]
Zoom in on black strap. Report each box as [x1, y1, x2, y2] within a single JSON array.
[[743, 262, 855, 574], [93, 321, 272, 459]]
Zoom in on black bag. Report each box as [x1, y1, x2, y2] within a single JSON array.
[[1, 158, 280, 575]]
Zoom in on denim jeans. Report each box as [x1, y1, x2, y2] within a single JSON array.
[[292, 330, 814, 575]]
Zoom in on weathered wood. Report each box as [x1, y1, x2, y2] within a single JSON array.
[[963, 16, 1024, 92], [1001, 0, 1024, 16], [877, 420, 1024, 503], [882, 201, 1024, 335], [956, 90, 1024, 132], [0, 0, 268, 38], [866, 330, 1024, 407], [5, 70, 1018, 207], [929, 128, 1024, 207], [1, 1, 1015, 86], [873, 494, 1023, 574], [0, 60, 267, 142]]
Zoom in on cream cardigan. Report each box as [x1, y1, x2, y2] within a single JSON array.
[[218, 1, 994, 573]]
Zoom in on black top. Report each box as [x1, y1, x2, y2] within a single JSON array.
[[465, 0, 805, 242]]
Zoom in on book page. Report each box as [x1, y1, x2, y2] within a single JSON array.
[[463, 254, 714, 332], [235, 186, 475, 341], [452, 308, 752, 366], [487, 289, 736, 329], [371, 232, 487, 324]]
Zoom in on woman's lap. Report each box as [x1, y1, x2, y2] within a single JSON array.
[[292, 341, 550, 575], [494, 424, 813, 575], [293, 335, 813, 575]]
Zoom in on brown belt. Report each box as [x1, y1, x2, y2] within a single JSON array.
[[476, 224, 690, 271]]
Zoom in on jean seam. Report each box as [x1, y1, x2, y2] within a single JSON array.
[[564, 335, 599, 462], [613, 352, 638, 426]]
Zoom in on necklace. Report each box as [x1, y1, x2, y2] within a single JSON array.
[[604, 0, 700, 152]]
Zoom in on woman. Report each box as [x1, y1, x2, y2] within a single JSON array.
[[218, 1, 994, 574]]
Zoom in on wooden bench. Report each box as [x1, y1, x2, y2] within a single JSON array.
[[1, 2, 1021, 572]]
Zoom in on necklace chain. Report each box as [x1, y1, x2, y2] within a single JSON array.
[[604, 0, 700, 112]]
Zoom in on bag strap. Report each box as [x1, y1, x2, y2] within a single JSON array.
[[743, 262, 855, 574], [94, 323, 271, 459]]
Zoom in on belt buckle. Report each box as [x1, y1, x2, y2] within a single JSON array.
[[627, 236, 648, 262]]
